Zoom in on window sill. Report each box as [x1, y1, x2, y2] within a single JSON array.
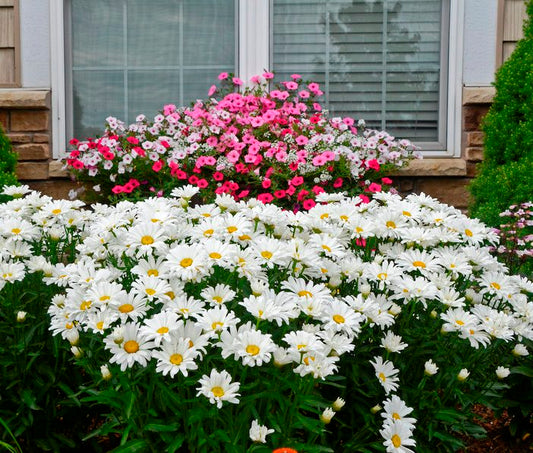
[[391, 158, 467, 177]]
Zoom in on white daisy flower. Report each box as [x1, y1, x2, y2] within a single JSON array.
[[249, 419, 274, 443], [153, 337, 198, 377], [371, 356, 400, 394], [196, 369, 240, 409], [106, 323, 155, 371]]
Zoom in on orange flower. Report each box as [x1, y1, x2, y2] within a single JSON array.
[[272, 448, 298, 453]]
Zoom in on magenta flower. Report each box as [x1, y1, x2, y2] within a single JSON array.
[[218, 72, 229, 80]]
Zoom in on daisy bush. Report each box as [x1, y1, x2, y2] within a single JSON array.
[[2, 185, 531, 452], [63, 72, 421, 209]]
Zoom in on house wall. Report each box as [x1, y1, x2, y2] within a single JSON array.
[[0, 0, 529, 207]]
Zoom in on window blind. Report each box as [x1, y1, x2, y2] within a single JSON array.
[[68, 0, 236, 140], [272, 0, 446, 144]]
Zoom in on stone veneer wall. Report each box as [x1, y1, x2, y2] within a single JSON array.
[[0, 89, 77, 199], [0, 87, 494, 210]]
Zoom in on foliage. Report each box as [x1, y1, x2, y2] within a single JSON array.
[[0, 126, 18, 204], [1, 186, 531, 452], [63, 72, 420, 208], [469, 1, 533, 226]]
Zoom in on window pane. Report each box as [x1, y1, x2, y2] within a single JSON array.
[[68, 0, 236, 140], [272, 0, 445, 144]]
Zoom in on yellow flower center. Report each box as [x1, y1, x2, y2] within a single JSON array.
[[261, 251, 273, 259], [456, 320, 465, 326], [80, 300, 92, 310], [490, 282, 501, 290], [209, 252, 222, 259], [402, 211, 412, 217], [170, 353, 183, 365], [188, 340, 194, 348], [464, 229, 473, 237], [141, 235, 154, 245], [355, 226, 363, 233], [379, 372, 386, 382], [297, 344, 306, 350], [298, 290, 313, 298], [145, 288, 156, 296], [377, 272, 388, 280], [52, 208, 62, 215], [211, 386, 225, 397], [100, 295, 111, 302], [147, 269, 159, 277], [203, 229, 214, 237], [386, 220, 396, 229], [340, 215, 348, 222], [246, 344, 260, 356], [151, 218, 160, 223], [11, 228, 21, 234], [211, 321, 224, 330], [413, 261, 426, 268], [96, 321, 104, 330], [212, 296, 223, 304], [124, 340, 139, 353], [392, 412, 401, 420], [65, 322, 74, 330], [201, 213, 211, 217], [119, 303, 134, 313], [392, 434, 402, 448], [180, 258, 193, 268], [303, 356, 315, 366], [321, 268, 328, 274], [239, 234, 251, 241], [227, 226, 237, 233], [320, 213, 329, 219], [157, 327, 169, 335], [165, 291, 175, 300], [322, 244, 332, 252], [333, 314, 345, 324]]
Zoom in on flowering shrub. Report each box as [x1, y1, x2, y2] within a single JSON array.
[[491, 202, 533, 276], [63, 73, 420, 209], [1, 185, 531, 452]]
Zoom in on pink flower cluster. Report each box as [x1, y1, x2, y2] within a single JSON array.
[[65, 72, 421, 207]]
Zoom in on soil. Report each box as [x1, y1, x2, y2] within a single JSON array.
[[458, 404, 533, 452]]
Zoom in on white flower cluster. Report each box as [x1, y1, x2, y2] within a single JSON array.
[[1, 185, 532, 449]]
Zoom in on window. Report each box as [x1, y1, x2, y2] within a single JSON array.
[[65, 0, 237, 140], [272, 0, 449, 150], [58, 0, 459, 156]]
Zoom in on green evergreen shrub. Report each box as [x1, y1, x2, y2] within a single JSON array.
[[469, 0, 533, 227], [0, 125, 18, 202]]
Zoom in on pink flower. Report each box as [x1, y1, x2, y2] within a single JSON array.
[[163, 104, 176, 115], [71, 159, 84, 170], [206, 136, 218, 147], [284, 81, 298, 90], [175, 170, 187, 179], [367, 182, 382, 193], [227, 150, 240, 163], [127, 136, 139, 145], [274, 190, 286, 199], [250, 75, 261, 84], [189, 175, 199, 185], [208, 85, 217, 96], [257, 193, 274, 203], [312, 155, 326, 166], [197, 179, 208, 188], [313, 103, 322, 111], [302, 199, 316, 210], [111, 185, 124, 194], [251, 117, 264, 128], [366, 159, 380, 171], [291, 74, 302, 80], [308, 82, 320, 93], [297, 189, 309, 201], [213, 172, 224, 181], [312, 185, 325, 195], [262, 72, 274, 80], [333, 178, 343, 188], [232, 77, 243, 86], [343, 117, 354, 126], [152, 160, 164, 172], [218, 72, 229, 80], [262, 179, 272, 189], [298, 90, 310, 99], [359, 194, 370, 204], [295, 135, 309, 146], [382, 177, 393, 184], [290, 176, 304, 187]]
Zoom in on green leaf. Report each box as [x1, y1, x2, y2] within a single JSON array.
[[20, 389, 40, 411], [109, 439, 149, 453], [144, 422, 179, 433]]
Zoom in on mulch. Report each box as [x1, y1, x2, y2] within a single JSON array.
[[458, 405, 533, 452]]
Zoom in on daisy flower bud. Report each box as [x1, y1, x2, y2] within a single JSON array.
[[371, 404, 382, 414], [71, 346, 83, 358], [332, 397, 346, 412], [496, 366, 510, 379], [249, 419, 274, 443], [16, 311, 27, 322], [512, 344, 529, 357], [457, 368, 470, 381], [320, 407, 335, 424], [100, 365, 112, 380], [66, 328, 80, 346], [424, 359, 438, 376]]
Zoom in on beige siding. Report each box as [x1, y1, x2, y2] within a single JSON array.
[[0, 0, 18, 86], [499, 0, 528, 64]]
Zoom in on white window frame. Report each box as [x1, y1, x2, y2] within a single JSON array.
[[51, 0, 463, 158]]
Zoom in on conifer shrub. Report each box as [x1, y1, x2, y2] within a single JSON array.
[[469, 0, 533, 227], [0, 125, 18, 202]]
